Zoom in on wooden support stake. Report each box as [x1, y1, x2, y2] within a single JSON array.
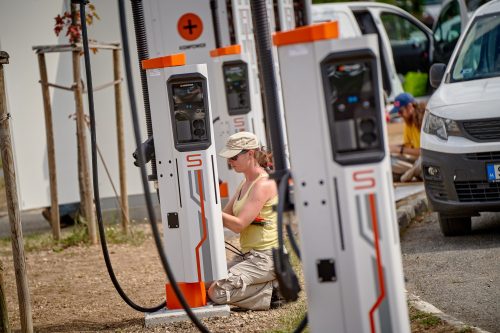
[[0, 51, 33, 333], [72, 51, 97, 244], [37, 53, 60, 240], [0, 261, 10, 333], [112, 49, 129, 234]]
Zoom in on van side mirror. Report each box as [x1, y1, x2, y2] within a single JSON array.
[[430, 63, 446, 88]]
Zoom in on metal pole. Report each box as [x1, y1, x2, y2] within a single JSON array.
[[72, 50, 97, 244], [0, 51, 33, 333], [112, 49, 129, 234], [37, 53, 61, 240]]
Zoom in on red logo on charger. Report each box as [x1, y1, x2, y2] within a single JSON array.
[[233, 117, 246, 131], [187, 154, 202, 168], [353, 169, 376, 190]]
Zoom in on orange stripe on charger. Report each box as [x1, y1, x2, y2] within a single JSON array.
[[273, 21, 339, 47], [210, 44, 241, 57], [165, 282, 206, 309], [368, 193, 386, 333], [141, 53, 186, 69], [195, 170, 208, 282], [219, 182, 229, 198]]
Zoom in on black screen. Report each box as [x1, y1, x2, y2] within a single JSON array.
[[223, 61, 251, 115], [324, 61, 375, 120]]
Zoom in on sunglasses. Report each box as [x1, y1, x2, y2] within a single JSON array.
[[229, 150, 248, 161]]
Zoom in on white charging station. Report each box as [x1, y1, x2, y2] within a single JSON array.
[[275, 23, 410, 332], [209, 44, 268, 200], [142, 54, 228, 314]]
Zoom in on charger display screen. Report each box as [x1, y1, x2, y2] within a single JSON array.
[[223, 61, 251, 115], [324, 62, 374, 119]]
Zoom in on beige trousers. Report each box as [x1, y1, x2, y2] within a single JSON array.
[[208, 249, 276, 310]]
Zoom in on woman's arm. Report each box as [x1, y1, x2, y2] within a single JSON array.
[[222, 180, 276, 233], [390, 144, 420, 157], [222, 190, 238, 215], [401, 145, 420, 157]]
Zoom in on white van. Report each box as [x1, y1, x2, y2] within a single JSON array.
[[422, 0, 500, 236], [313, 2, 434, 100]]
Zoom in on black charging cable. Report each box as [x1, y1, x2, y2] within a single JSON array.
[[77, 0, 164, 313], [273, 171, 308, 332], [272, 171, 301, 302]]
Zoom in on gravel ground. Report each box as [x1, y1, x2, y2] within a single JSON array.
[[0, 209, 490, 332], [0, 224, 306, 333]]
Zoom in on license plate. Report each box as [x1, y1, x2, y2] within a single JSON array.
[[486, 163, 500, 182]]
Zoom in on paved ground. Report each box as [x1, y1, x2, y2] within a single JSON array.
[[401, 211, 500, 333]]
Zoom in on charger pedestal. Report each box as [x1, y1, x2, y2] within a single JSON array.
[[144, 304, 230, 328]]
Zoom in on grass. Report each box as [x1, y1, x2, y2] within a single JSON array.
[[410, 307, 443, 328], [266, 237, 309, 333], [268, 299, 308, 333], [458, 326, 474, 333], [0, 219, 146, 253]]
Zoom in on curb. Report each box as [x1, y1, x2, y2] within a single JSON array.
[[408, 293, 491, 333], [396, 192, 428, 231]]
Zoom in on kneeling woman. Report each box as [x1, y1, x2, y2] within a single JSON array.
[[208, 131, 278, 310]]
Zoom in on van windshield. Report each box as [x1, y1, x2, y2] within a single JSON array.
[[451, 14, 500, 82]]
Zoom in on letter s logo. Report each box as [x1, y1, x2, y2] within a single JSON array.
[[233, 117, 246, 131], [187, 154, 202, 168], [353, 169, 376, 190]]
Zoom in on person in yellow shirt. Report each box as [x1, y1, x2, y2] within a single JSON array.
[[208, 131, 280, 310], [390, 93, 424, 182]]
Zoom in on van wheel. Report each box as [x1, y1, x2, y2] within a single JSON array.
[[438, 214, 472, 236]]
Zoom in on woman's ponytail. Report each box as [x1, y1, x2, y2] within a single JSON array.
[[254, 148, 274, 171]]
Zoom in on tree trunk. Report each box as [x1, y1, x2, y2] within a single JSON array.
[[0, 261, 10, 333]]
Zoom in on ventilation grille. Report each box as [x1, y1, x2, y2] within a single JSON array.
[[462, 119, 500, 141], [426, 180, 448, 200], [465, 151, 500, 161], [455, 181, 500, 202]]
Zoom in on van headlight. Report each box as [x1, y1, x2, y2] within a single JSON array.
[[423, 111, 461, 140]]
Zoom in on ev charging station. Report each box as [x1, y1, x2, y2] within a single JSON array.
[[209, 44, 267, 200], [141, 54, 228, 315], [274, 23, 410, 332], [141, 0, 272, 200]]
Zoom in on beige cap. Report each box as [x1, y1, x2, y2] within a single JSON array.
[[218, 131, 260, 158]]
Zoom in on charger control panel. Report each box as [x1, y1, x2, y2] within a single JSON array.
[[168, 73, 211, 151], [223, 60, 251, 115], [321, 50, 385, 165]]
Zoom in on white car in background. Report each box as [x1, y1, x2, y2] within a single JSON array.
[[422, 0, 500, 236], [313, 2, 434, 100], [432, 0, 492, 63]]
